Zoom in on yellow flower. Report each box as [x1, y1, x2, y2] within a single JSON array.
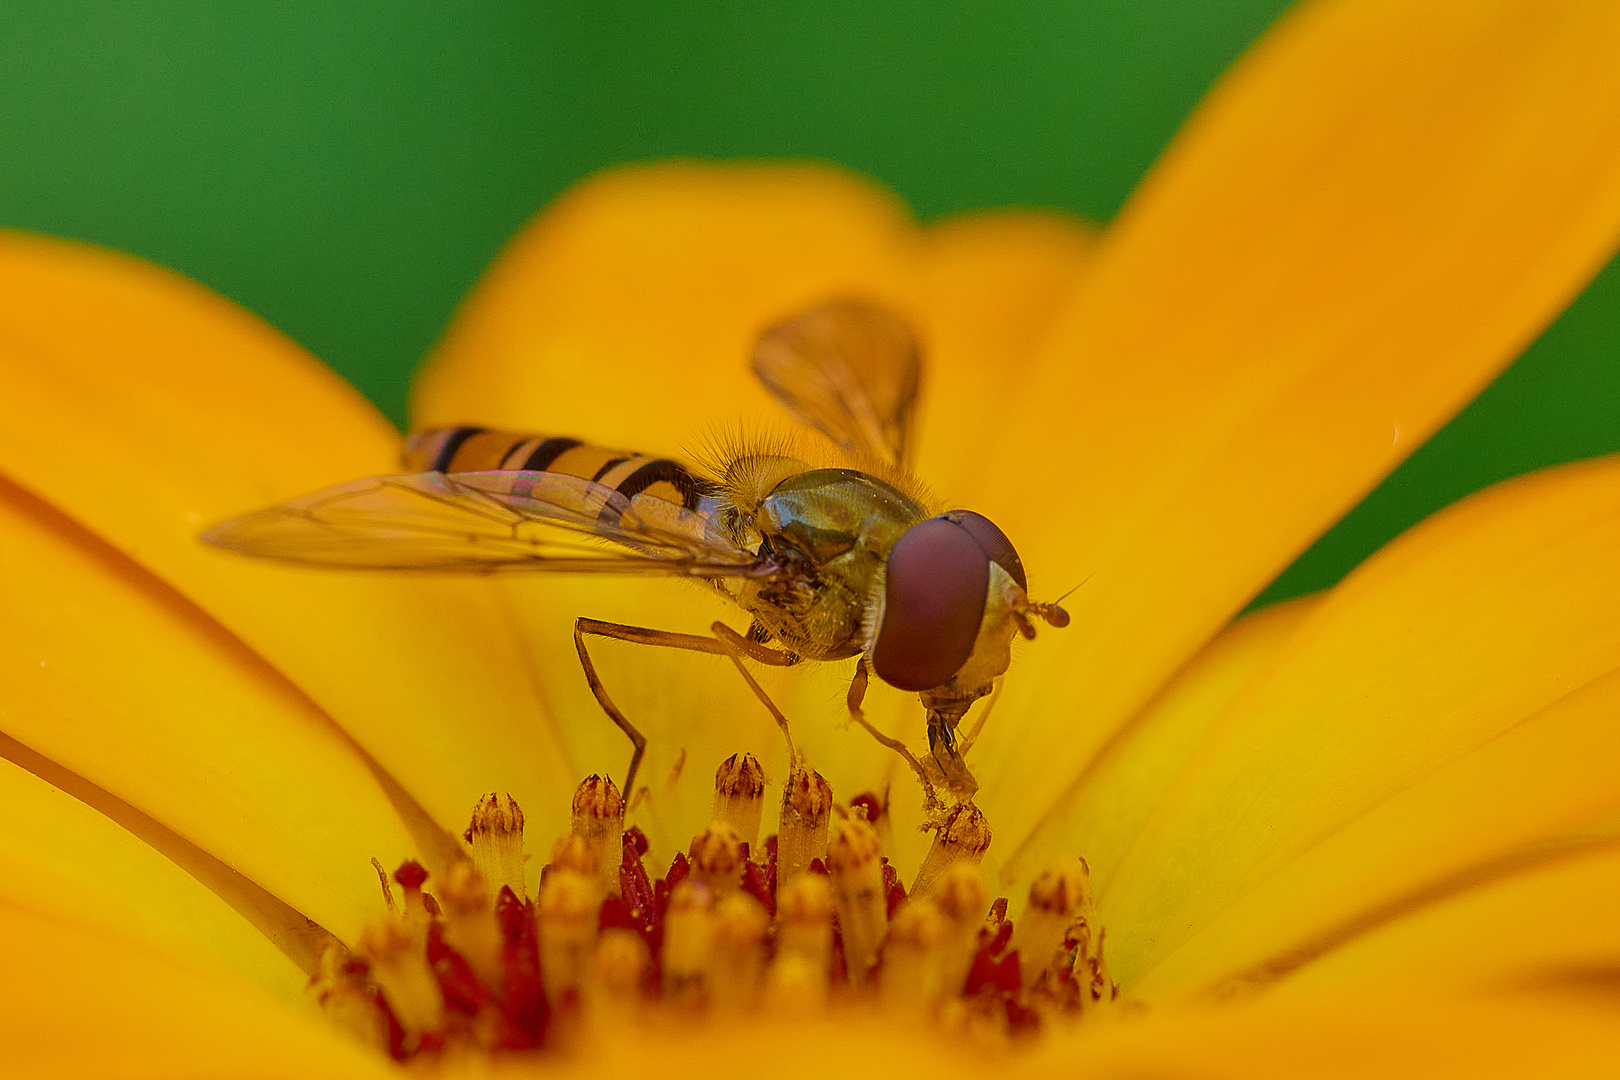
[[4, 0, 1620, 1074]]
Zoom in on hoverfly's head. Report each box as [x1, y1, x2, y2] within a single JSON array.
[[869, 510, 1069, 693]]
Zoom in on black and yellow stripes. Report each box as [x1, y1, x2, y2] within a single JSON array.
[[405, 426, 711, 512]]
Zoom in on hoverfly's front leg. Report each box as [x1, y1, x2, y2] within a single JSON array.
[[572, 617, 800, 802], [922, 701, 982, 800], [845, 664, 938, 803]]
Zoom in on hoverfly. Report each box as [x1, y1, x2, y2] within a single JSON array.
[[204, 299, 1069, 804]]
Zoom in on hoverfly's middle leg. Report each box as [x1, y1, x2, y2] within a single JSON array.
[[708, 621, 798, 762], [572, 617, 800, 802]]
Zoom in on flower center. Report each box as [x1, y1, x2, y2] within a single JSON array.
[[315, 755, 1114, 1060]]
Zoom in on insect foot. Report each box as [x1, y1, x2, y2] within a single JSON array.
[[321, 767, 1116, 1063]]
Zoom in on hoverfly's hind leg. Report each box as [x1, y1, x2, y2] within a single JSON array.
[[709, 622, 798, 762], [571, 617, 801, 802], [845, 664, 939, 804], [573, 618, 657, 801]]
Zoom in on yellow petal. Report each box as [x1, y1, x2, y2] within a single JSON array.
[[413, 162, 918, 454], [999, 593, 1319, 893], [1275, 836, 1620, 999], [0, 754, 304, 1003], [0, 476, 414, 945], [468, 995, 1620, 1080], [974, 0, 1620, 856], [1023, 992, 1620, 1080], [1103, 454, 1620, 989], [0, 902, 388, 1080], [416, 164, 1091, 498], [908, 210, 1095, 500], [487, 1017, 975, 1080], [1128, 663, 1620, 999], [0, 233, 577, 863]]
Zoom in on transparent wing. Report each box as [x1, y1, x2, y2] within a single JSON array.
[[202, 470, 762, 576], [751, 298, 922, 468]]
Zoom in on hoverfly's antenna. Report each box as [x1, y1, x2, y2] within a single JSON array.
[[1051, 576, 1091, 607], [1013, 574, 1089, 638]]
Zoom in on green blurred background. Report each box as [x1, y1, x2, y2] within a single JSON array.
[[1, 1, 1616, 606]]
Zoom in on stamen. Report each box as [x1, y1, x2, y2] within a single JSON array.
[[371, 857, 396, 912], [393, 860, 431, 921], [712, 752, 766, 849], [358, 915, 444, 1049], [706, 892, 769, 1012], [690, 822, 746, 896], [1012, 857, 1091, 995], [331, 774, 1116, 1064], [931, 863, 990, 999], [1074, 926, 1116, 1012], [827, 813, 887, 985], [911, 804, 991, 901], [310, 942, 386, 1048], [548, 833, 600, 881], [850, 790, 895, 855], [587, 928, 649, 1024], [537, 868, 600, 1008], [437, 862, 503, 992], [763, 953, 830, 1016], [661, 880, 715, 1006], [778, 757, 832, 885], [880, 898, 948, 1017], [768, 873, 835, 1009], [466, 793, 527, 902], [571, 776, 624, 898]]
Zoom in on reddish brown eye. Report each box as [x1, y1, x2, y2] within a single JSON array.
[[945, 510, 1026, 591], [871, 517, 990, 691]]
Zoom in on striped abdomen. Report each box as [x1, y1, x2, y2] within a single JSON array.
[[405, 425, 717, 514]]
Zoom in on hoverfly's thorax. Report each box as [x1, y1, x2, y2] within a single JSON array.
[[760, 469, 926, 562], [735, 468, 927, 661], [713, 453, 812, 529]]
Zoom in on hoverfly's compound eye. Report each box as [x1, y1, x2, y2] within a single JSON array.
[[942, 510, 1026, 591], [872, 510, 1023, 692]]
